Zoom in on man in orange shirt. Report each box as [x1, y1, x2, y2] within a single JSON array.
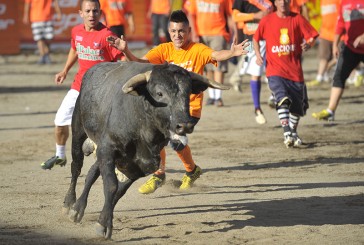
[[307, 0, 340, 86], [107, 10, 249, 194], [149, 0, 172, 46], [23, 0, 62, 64], [185, 0, 235, 107], [100, 0, 135, 38]]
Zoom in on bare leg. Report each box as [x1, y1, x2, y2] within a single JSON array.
[[328, 87, 344, 112], [55, 125, 69, 145]]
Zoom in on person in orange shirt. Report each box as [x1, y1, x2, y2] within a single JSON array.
[[100, 0, 135, 38], [290, 0, 309, 20], [149, 0, 172, 46], [307, 0, 340, 86], [185, 0, 235, 107], [23, 0, 62, 64], [107, 10, 249, 194]]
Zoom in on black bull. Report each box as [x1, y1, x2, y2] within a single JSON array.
[[62, 61, 229, 239]]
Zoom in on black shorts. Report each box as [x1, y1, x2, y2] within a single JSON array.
[[333, 43, 364, 88], [268, 76, 308, 116]]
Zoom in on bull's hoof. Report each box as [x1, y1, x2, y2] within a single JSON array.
[[95, 222, 113, 239], [68, 209, 83, 223], [62, 206, 70, 216]]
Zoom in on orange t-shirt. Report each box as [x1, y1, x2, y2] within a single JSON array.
[[150, 0, 171, 15], [290, 0, 307, 14], [320, 0, 340, 41], [145, 42, 217, 118], [25, 0, 53, 22], [100, 0, 133, 27], [186, 0, 232, 42]]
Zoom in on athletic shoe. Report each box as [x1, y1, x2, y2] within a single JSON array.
[[233, 81, 243, 93], [354, 74, 363, 87], [215, 98, 224, 107], [312, 109, 335, 121], [255, 109, 267, 124], [306, 79, 322, 87], [43, 54, 52, 64], [37, 56, 46, 65], [206, 98, 215, 106], [292, 133, 302, 147], [284, 134, 294, 148], [138, 175, 165, 194], [41, 156, 67, 170], [268, 95, 275, 109], [180, 165, 202, 190]]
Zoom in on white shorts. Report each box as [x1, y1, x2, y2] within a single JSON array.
[[31, 21, 54, 41], [240, 40, 266, 77], [54, 89, 79, 126]]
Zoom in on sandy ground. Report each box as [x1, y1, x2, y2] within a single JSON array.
[[0, 47, 363, 245]]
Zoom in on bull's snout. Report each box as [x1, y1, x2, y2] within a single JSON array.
[[176, 122, 195, 135]]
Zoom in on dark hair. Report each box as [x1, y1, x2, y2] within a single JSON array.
[[80, 0, 101, 9], [169, 10, 189, 26]]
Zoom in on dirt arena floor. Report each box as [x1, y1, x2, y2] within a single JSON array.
[[0, 47, 363, 245]]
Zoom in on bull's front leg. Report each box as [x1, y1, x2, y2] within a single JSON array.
[[96, 154, 118, 239]]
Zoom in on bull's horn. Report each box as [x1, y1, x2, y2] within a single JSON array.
[[122, 70, 152, 95], [189, 72, 230, 90]]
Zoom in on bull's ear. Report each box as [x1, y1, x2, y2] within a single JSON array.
[[122, 71, 152, 96], [189, 72, 230, 94]]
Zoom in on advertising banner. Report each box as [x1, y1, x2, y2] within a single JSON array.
[[0, 1, 20, 54]]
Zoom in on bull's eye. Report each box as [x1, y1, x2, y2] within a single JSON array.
[[157, 92, 163, 97]]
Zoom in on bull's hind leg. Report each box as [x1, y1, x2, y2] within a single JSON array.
[[62, 135, 87, 215], [62, 106, 87, 215], [69, 162, 100, 223], [95, 149, 119, 239]]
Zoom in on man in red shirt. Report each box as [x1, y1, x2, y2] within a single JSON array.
[[254, 0, 318, 148], [41, 0, 124, 170], [312, 0, 364, 121]]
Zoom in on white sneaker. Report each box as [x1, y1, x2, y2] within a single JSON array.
[[284, 134, 294, 148], [292, 133, 302, 147], [255, 110, 267, 124]]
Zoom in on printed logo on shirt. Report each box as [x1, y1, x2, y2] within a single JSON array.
[[170, 60, 195, 72], [76, 35, 83, 41], [76, 43, 104, 61], [271, 28, 295, 57], [110, 1, 126, 10], [94, 42, 100, 48], [343, 7, 364, 22], [196, 1, 220, 13], [321, 4, 337, 15]]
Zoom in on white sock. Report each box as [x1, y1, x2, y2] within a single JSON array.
[[326, 108, 334, 115], [215, 89, 222, 100], [208, 88, 215, 99], [56, 144, 66, 159], [316, 74, 323, 82]]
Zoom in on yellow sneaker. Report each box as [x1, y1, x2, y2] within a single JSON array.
[[312, 109, 334, 121], [138, 175, 165, 194], [41, 156, 67, 170], [306, 79, 321, 87], [354, 74, 363, 87], [180, 166, 202, 190]]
